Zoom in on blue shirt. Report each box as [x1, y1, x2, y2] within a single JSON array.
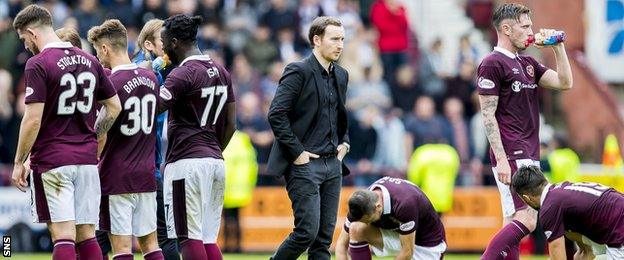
[[133, 51, 166, 179]]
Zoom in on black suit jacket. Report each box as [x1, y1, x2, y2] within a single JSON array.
[[267, 55, 350, 176]]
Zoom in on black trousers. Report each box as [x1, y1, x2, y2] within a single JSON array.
[[272, 157, 342, 260], [97, 176, 179, 259]]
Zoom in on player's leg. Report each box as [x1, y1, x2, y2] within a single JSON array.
[[347, 222, 383, 259], [165, 159, 207, 259], [482, 160, 537, 260], [104, 194, 134, 260], [96, 230, 112, 259], [308, 157, 342, 259], [201, 159, 225, 260], [134, 192, 164, 260], [74, 165, 103, 260], [156, 173, 180, 260], [34, 166, 78, 259]]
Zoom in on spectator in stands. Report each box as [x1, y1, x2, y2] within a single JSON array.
[[340, 25, 383, 83], [231, 54, 263, 97], [196, 0, 222, 25], [444, 97, 473, 185], [197, 22, 224, 55], [445, 60, 477, 117], [276, 27, 300, 63], [0, 15, 19, 76], [389, 64, 420, 114], [335, 0, 362, 41], [238, 92, 274, 168], [458, 33, 479, 68], [105, 0, 135, 28], [346, 66, 392, 113], [41, 0, 69, 29], [260, 61, 285, 100], [243, 24, 278, 74], [74, 0, 104, 37], [298, 0, 325, 42], [419, 38, 448, 104], [260, 0, 298, 39], [223, 0, 257, 54], [347, 106, 380, 186], [370, 0, 410, 85], [404, 96, 453, 148], [137, 0, 167, 25], [372, 108, 410, 177], [0, 65, 13, 163]]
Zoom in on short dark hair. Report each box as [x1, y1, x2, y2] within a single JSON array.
[[13, 4, 53, 31], [492, 3, 531, 30], [163, 14, 203, 43], [511, 165, 548, 196], [87, 19, 128, 51], [56, 28, 82, 49], [308, 16, 342, 47], [347, 190, 378, 222]]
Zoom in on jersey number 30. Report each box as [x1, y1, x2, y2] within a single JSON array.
[[57, 72, 96, 115], [121, 94, 157, 136]]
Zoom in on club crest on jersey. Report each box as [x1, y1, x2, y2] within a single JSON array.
[[160, 88, 172, 100], [526, 65, 534, 78], [478, 77, 495, 89]]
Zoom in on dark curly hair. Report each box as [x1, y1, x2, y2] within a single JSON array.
[[163, 14, 202, 43]]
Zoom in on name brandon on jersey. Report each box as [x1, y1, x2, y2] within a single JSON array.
[[57, 54, 93, 70], [122, 76, 156, 94]]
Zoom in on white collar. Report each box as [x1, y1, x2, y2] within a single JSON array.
[[540, 183, 552, 206], [111, 63, 138, 74], [42, 41, 73, 51], [494, 46, 518, 59], [370, 184, 392, 214], [179, 54, 211, 66]]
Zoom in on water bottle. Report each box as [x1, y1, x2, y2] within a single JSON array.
[[531, 31, 566, 46]]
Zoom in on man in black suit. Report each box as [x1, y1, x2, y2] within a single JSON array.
[[267, 16, 350, 260]]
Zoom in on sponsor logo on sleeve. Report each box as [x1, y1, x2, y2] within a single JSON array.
[[25, 87, 34, 98], [545, 231, 552, 239], [478, 77, 496, 89], [399, 221, 415, 232], [159, 88, 172, 100]]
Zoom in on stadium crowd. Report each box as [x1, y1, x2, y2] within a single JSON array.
[[0, 0, 563, 189]]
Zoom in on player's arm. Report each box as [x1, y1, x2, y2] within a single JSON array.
[[12, 103, 44, 191], [538, 41, 573, 90], [479, 94, 511, 183], [396, 231, 416, 260], [220, 102, 236, 150], [95, 95, 121, 147], [335, 228, 350, 260], [548, 237, 567, 260], [565, 231, 595, 260]]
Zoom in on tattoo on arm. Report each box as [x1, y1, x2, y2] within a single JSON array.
[[480, 95, 507, 160], [95, 106, 116, 139]]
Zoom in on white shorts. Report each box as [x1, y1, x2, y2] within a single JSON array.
[[492, 159, 540, 218], [163, 158, 225, 243], [581, 236, 624, 260], [100, 192, 157, 237], [31, 165, 100, 224], [371, 229, 447, 260]]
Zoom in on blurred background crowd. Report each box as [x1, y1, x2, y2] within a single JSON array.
[[0, 0, 615, 190]]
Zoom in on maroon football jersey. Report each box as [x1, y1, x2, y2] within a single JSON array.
[[24, 41, 116, 173], [345, 177, 446, 247], [539, 182, 624, 247], [99, 64, 159, 195], [477, 47, 549, 164], [158, 55, 235, 164]]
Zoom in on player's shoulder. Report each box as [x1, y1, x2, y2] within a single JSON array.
[[479, 52, 506, 67]]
